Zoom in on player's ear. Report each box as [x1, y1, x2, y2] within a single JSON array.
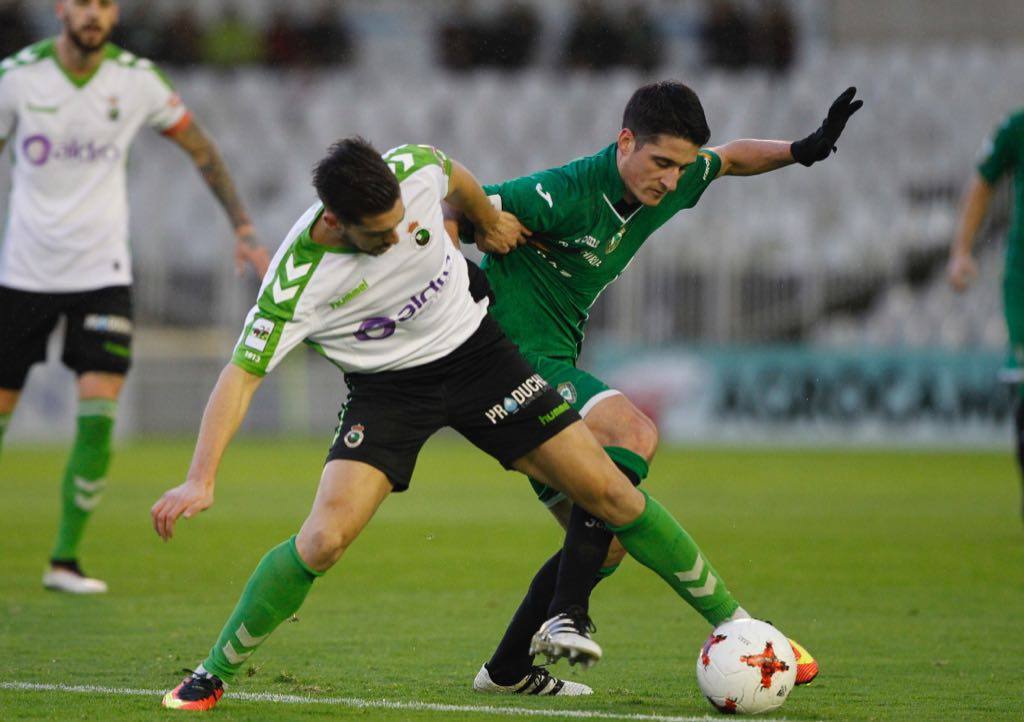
[[321, 209, 342, 230], [617, 128, 636, 157]]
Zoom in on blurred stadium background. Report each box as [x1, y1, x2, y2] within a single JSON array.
[[3, 0, 1023, 446]]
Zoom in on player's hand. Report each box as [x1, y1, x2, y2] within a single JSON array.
[[151, 479, 215, 541], [475, 211, 532, 255], [234, 225, 271, 278], [947, 252, 978, 292], [790, 87, 863, 167]]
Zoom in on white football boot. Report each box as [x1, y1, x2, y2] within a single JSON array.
[[529, 606, 602, 669], [42, 562, 108, 594], [472, 664, 593, 696]]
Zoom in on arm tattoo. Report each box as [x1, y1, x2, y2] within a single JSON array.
[[171, 122, 251, 231]]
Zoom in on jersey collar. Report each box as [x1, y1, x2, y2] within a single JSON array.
[[45, 38, 118, 89]]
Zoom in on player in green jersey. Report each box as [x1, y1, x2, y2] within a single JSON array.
[[948, 106, 1024, 519], [460, 81, 860, 690]]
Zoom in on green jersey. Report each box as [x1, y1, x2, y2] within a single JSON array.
[[978, 108, 1024, 276], [481, 143, 721, 361]]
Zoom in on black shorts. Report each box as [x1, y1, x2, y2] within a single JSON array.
[[0, 285, 133, 390], [326, 315, 580, 491]]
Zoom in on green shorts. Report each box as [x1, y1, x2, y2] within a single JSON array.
[[521, 351, 621, 507], [1002, 275, 1024, 389]]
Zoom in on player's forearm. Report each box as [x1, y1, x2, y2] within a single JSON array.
[[951, 174, 995, 258], [717, 139, 795, 176], [174, 122, 253, 232], [186, 363, 262, 486], [446, 160, 500, 229]]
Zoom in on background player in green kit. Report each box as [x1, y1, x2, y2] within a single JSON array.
[[948, 106, 1024, 519], [460, 81, 861, 692]]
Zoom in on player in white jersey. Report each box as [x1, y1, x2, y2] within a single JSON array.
[[0, 0, 269, 594], [153, 138, 759, 711]]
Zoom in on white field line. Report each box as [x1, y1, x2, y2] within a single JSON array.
[[0, 680, 731, 721]]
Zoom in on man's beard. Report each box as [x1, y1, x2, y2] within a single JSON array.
[[66, 22, 110, 54]]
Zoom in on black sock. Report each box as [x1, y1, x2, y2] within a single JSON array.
[[485, 551, 561, 685], [546, 461, 642, 617], [1015, 397, 1024, 517], [546, 504, 613, 616]]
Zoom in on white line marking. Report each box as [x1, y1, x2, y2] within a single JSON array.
[[0, 681, 723, 721]]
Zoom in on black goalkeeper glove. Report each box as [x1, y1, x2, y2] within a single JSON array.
[[790, 87, 863, 167]]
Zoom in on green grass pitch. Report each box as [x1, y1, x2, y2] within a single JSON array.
[[1, 438, 1021, 720]]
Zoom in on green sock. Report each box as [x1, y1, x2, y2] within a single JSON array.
[[610, 491, 739, 626], [203, 536, 321, 682], [51, 399, 117, 561], [0, 412, 10, 460]]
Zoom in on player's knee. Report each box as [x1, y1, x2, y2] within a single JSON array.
[[590, 407, 659, 462], [621, 411, 659, 461], [297, 523, 355, 572]]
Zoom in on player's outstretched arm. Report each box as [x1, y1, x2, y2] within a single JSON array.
[[446, 159, 531, 255], [715, 87, 863, 177], [164, 121, 271, 277], [151, 363, 264, 541], [947, 173, 995, 291]]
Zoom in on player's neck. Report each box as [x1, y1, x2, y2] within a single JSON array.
[[55, 34, 106, 78], [614, 148, 640, 205], [310, 214, 351, 251]]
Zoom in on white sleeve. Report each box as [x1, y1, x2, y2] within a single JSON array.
[[136, 60, 190, 134], [231, 305, 316, 377]]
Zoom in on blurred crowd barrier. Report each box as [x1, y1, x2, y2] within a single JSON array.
[[3, 44, 1023, 442]]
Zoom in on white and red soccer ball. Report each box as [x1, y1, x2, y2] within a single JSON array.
[[695, 619, 797, 715]]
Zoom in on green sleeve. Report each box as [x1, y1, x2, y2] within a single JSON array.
[[383, 144, 452, 182], [977, 112, 1021, 184], [484, 166, 579, 236]]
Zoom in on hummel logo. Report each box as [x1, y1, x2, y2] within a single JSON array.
[[535, 183, 553, 208], [27, 103, 59, 114]]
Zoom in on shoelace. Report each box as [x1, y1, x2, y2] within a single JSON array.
[[523, 667, 558, 694], [564, 605, 597, 635], [177, 669, 220, 697]]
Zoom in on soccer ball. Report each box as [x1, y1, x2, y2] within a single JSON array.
[[695, 619, 797, 715]]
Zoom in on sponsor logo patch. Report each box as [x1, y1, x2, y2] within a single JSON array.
[[355, 252, 453, 341], [21, 134, 121, 167], [244, 317, 276, 352], [83, 314, 133, 335], [329, 279, 368, 309], [343, 424, 365, 448], [484, 373, 549, 424], [538, 400, 571, 426]]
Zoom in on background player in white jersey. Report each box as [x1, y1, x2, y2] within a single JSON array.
[[0, 0, 269, 594], [151, 138, 767, 711]]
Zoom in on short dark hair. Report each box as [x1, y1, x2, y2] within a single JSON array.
[[621, 81, 711, 147], [312, 137, 400, 225]]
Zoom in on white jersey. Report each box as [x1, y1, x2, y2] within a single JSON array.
[[232, 145, 488, 376], [0, 40, 190, 292]]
